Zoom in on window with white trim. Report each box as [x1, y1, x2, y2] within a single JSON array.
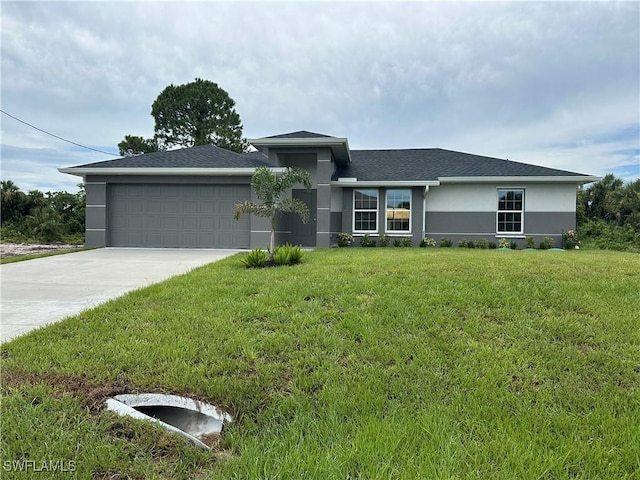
[[353, 189, 378, 232], [497, 189, 524, 234], [386, 189, 411, 233]]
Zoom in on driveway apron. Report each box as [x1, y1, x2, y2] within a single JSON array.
[[0, 248, 240, 343]]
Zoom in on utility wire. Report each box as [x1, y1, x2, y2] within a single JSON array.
[[1, 109, 117, 156]]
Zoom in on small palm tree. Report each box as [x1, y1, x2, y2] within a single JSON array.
[[234, 167, 312, 261]]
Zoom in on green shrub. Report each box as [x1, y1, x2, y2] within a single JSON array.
[[498, 237, 510, 249], [579, 220, 639, 251], [488, 242, 497, 249], [458, 239, 468, 248], [419, 237, 436, 248], [61, 233, 85, 245], [525, 236, 536, 249], [274, 244, 304, 266], [476, 238, 488, 249], [285, 244, 303, 264], [401, 237, 413, 247], [337, 233, 353, 247], [467, 240, 476, 249], [378, 234, 390, 247], [440, 238, 453, 248], [539, 237, 554, 250], [360, 234, 376, 247], [241, 249, 268, 268], [0, 223, 29, 243], [563, 230, 579, 249], [509, 241, 518, 250]]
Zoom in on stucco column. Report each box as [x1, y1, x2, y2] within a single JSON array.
[[315, 149, 333, 248], [85, 179, 107, 247]]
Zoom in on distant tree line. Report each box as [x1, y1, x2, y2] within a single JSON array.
[[577, 174, 640, 251], [1, 180, 85, 244]]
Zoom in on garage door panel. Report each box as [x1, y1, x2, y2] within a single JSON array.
[[109, 184, 250, 247], [163, 216, 179, 229]]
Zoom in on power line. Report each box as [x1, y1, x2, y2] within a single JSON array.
[[1, 109, 117, 156]]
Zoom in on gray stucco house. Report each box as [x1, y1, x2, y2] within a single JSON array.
[[60, 131, 599, 249]]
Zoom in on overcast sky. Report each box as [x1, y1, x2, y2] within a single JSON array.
[[2, 1, 639, 193]]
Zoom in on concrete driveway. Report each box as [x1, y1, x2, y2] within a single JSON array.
[[0, 248, 240, 343]]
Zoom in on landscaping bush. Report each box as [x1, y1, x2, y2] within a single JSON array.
[[466, 240, 476, 249], [360, 234, 376, 247], [476, 238, 488, 249], [509, 241, 518, 250], [488, 242, 497, 249], [498, 237, 510, 249], [539, 237, 554, 250], [419, 237, 436, 248], [241, 248, 268, 268], [563, 230, 579, 249], [401, 237, 413, 247], [378, 234, 390, 247], [337, 232, 353, 247], [439, 238, 453, 248], [525, 236, 536, 249], [458, 239, 468, 248], [274, 244, 304, 266]]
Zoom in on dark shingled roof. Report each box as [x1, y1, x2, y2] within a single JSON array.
[[66, 142, 591, 181], [265, 131, 334, 139], [71, 144, 273, 169], [333, 148, 590, 181]]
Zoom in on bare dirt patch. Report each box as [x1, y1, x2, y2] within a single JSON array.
[[1, 370, 140, 412], [0, 243, 83, 259], [0, 369, 228, 422]]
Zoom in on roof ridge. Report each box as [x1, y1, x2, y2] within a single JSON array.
[[265, 130, 334, 139]]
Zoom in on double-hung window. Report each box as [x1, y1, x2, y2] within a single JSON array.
[[353, 189, 378, 233], [497, 189, 524, 234], [386, 189, 411, 233]]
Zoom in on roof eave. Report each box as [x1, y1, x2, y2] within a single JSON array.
[[248, 137, 352, 165], [58, 167, 288, 177], [438, 175, 601, 184], [332, 180, 441, 187]]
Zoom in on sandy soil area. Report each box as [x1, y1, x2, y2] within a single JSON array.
[[0, 243, 83, 259]]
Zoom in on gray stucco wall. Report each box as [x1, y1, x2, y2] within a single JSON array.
[[335, 184, 577, 248], [338, 186, 423, 245], [424, 211, 576, 247]]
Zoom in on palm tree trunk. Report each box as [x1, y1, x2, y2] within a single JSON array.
[[269, 221, 276, 262]]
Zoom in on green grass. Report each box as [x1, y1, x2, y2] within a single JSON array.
[[0, 247, 92, 264], [1, 249, 639, 479]]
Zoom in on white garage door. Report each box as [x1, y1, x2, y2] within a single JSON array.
[[109, 184, 250, 247]]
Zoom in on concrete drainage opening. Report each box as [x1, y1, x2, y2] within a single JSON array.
[[105, 393, 232, 449]]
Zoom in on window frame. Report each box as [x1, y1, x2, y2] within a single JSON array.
[[385, 189, 412, 234], [496, 188, 525, 235], [353, 188, 379, 234]]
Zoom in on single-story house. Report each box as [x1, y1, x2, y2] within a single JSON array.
[[59, 131, 599, 249]]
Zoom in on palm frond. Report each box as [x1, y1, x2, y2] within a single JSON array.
[[233, 200, 270, 220], [279, 198, 310, 223]]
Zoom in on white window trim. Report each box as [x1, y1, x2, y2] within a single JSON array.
[[496, 188, 525, 235], [385, 189, 412, 234], [353, 188, 379, 234]]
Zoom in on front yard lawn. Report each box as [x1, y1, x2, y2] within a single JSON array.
[[1, 249, 638, 479]]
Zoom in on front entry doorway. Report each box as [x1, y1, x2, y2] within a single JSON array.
[[291, 189, 317, 247]]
